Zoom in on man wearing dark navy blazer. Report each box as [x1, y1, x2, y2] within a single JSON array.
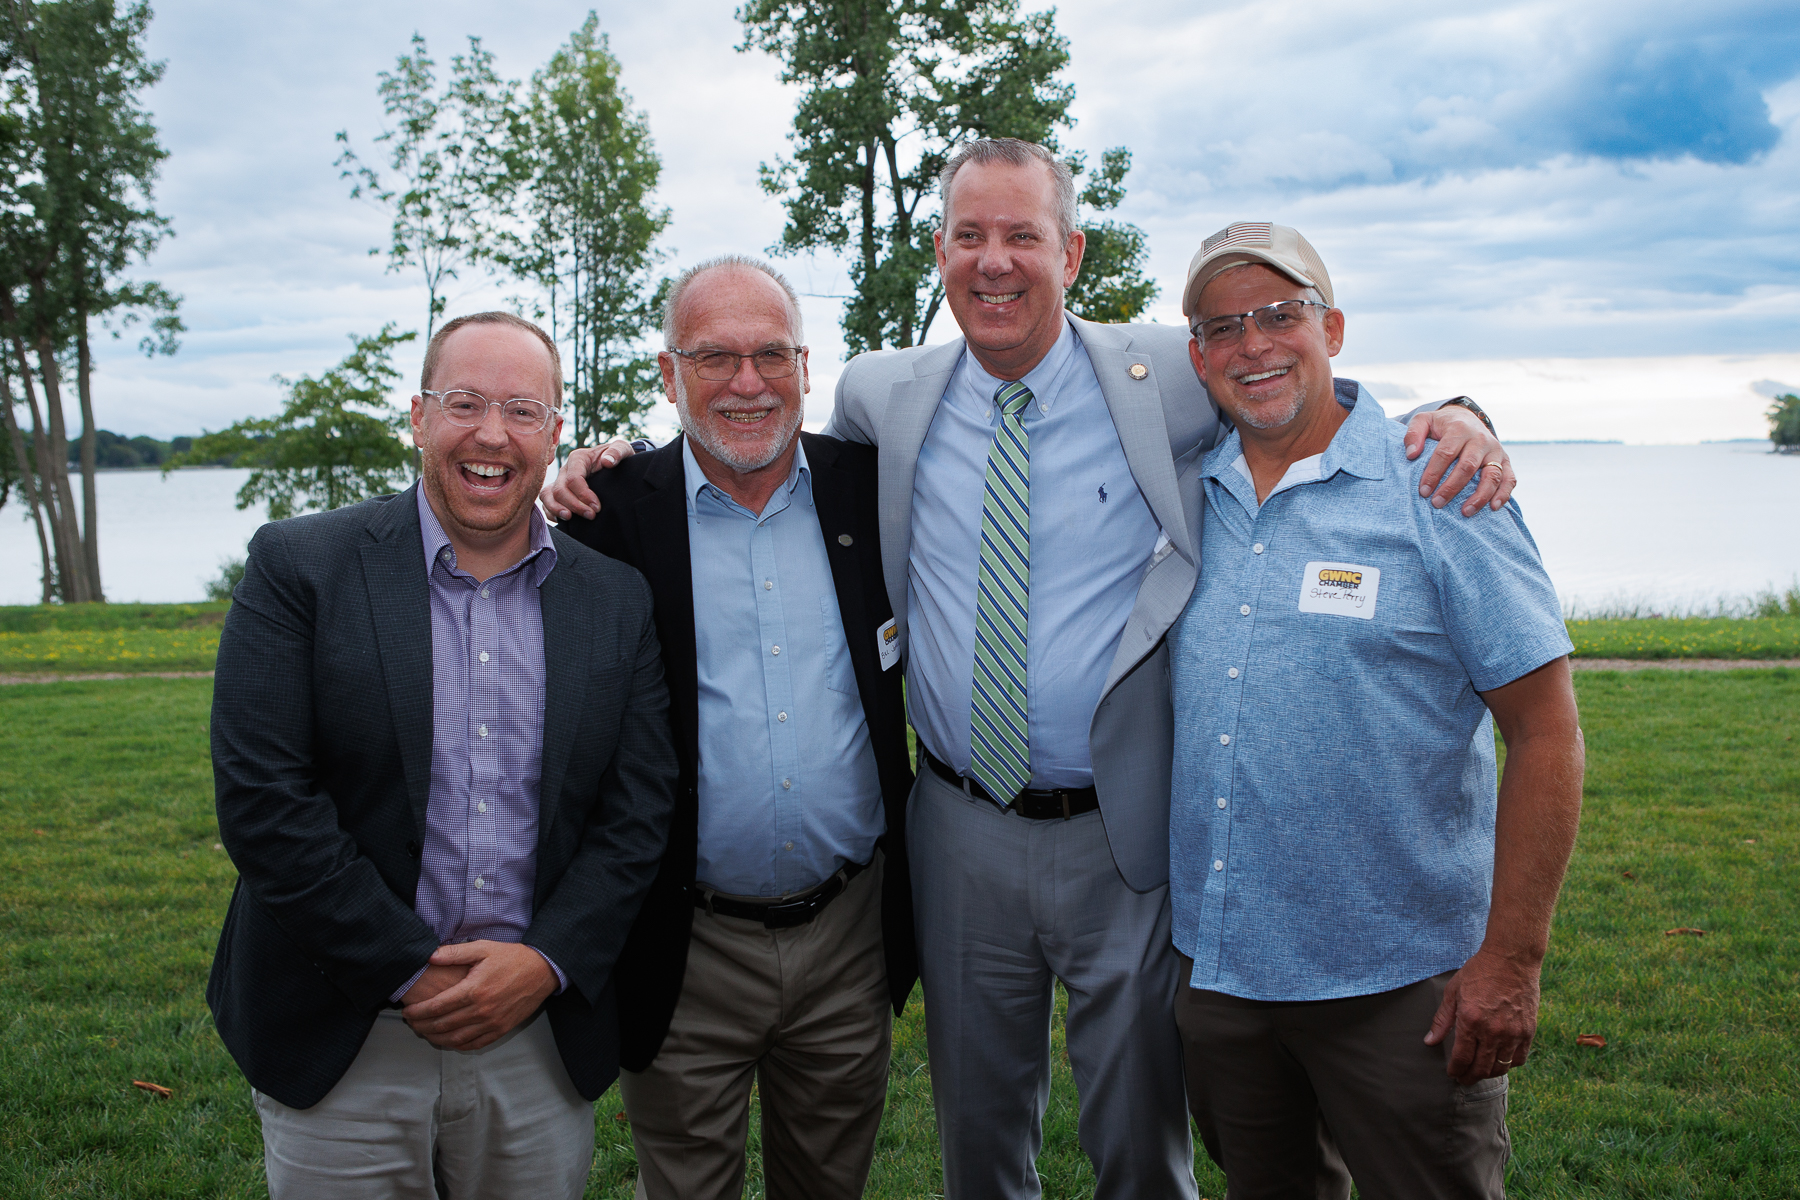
[[559, 257, 916, 1200], [208, 312, 676, 1198]]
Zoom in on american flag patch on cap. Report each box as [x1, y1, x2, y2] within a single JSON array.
[[1203, 222, 1273, 254]]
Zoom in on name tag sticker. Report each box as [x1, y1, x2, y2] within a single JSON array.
[[1298, 561, 1381, 619], [877, 618, 900, 671]]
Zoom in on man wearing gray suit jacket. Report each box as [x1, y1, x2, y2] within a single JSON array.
[[545, 141, 1513, 1199], [822, 140, 1513, 1199]]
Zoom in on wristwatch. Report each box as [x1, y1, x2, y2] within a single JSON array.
[[1443, 395, 1495, 436]]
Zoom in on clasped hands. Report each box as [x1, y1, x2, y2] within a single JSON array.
[[399, 940, 558, 1052]]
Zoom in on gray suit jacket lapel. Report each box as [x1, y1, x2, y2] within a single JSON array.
[[878, 339, 964, 647], [1071, 316, 1196, 566], [358, 485, 435, 837]]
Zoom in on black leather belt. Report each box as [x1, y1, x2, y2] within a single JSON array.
[[692, 857, 869, 929], [920, 747, 1099, 820]]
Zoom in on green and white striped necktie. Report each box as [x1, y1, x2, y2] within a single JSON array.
[[971, 379, 1033, 803]]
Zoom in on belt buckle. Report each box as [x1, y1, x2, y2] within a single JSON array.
[[762, 894, 820, 929]]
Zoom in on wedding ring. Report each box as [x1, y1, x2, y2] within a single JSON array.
[[1482, 461, 1504, 474], [1497, 1056, 1513, 1065]]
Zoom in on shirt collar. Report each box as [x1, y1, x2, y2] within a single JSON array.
[[1203, 377, 1390, 488], [681, 433, 810, 510], [957, 314, 1081, 415], [416, 484, 558, 586]]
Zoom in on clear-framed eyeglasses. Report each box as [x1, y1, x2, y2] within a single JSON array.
[[668, 347, 805, 381], [421, 390, 558, 434], [1191, 300, 1331, 347]]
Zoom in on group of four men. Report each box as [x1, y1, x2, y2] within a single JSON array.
[[209, 137, 1583, 1199]]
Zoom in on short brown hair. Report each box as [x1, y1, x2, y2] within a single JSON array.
[[939, 138, 1077, 245], [420, 312, 563, 404]]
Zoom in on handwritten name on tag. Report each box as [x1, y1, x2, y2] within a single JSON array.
[[877, 618, 900, 671], [1297, 561, 1380, 619]]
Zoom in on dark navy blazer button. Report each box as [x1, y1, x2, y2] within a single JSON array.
[[405, 840, 422, 858]]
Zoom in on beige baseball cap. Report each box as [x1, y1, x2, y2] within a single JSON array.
[[1182, 222, 1334, 319]]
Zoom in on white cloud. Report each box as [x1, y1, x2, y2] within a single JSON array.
[[60, 0, 1800, 447]]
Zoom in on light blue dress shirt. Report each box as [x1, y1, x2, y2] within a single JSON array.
[[685, 438, 884, 897], [907, 318, 1162, 789], [1168, 382, 1573, 1002]]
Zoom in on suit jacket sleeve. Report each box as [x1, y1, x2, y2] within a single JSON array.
[[211, 520, 439, 1011], [522, 567, 677, 1004], [825, 365, 880, 444]]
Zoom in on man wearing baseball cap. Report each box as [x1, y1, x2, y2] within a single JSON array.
[[1168, 223, 1584, 1198]]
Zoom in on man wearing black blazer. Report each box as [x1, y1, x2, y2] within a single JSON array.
[[209, 312, 676, 1198], [559, 257, 916, 1200]]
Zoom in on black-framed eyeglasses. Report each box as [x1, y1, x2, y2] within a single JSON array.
[[669, 347, 805, 381], [422, 390, 558, 434], [1191, 300, 1331, 347]]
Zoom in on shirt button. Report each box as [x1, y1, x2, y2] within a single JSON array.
[[784, 841, 794, 851], [1217, 797, 1228, 809], [480, 587, 489, 599], [782, 778, 792, 790], [477, 800, 488, 813], [778, 712, 788, 722], [764, 580, 773, 590], [473, 876, 485, 889], [1220, 734, 1230, 745], [772, 645, 781, 656], [478, 725, 489, 738], [1213, 859, 1224, 871], [1253, 543, 1264, 554], [1240, 604, 1251, 616], [478, 651, 489, 663], [1228, 667, 1240, 679]]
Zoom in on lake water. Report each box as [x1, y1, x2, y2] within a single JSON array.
[[2, 444, 1797, 610]]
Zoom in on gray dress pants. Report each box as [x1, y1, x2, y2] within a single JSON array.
[[909, 766, 1198, 1199]]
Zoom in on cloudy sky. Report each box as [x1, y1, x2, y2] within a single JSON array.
[[91, 0, 1800, 446]]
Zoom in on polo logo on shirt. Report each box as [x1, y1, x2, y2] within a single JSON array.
[[1298, 561, 1381, 619]]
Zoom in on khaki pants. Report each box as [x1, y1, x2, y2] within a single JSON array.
[[1176, 962, 1511, 1200], [253, 1008, 593, 1200], [620, 855, 892, 1200]]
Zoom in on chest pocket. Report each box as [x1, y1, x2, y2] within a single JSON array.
[[821, 594, 859, 696]]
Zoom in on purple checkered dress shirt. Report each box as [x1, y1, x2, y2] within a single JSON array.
[[391, 489, 564, 1001]]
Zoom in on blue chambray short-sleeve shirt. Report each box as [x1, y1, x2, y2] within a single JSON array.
[[1169, 380, 1573, 1002]]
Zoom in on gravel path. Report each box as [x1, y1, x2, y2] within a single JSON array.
[[1569, 658, 1799, 671], [4, 661, 1797, 685], [0, 670, 217, 685]]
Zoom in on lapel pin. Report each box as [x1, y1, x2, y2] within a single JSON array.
[[838, 534, 854, 546], [1128, 363, 1148, 380]]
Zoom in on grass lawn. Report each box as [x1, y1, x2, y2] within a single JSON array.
[[1566, 617, 1800, 660], [0, 603, 227, 675], [1, 670, 1796, 1197], [4, 605, 1799, 678]]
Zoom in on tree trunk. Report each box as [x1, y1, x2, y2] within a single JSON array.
[[2, 364, 56, 603], [75, 298, 103, 599], [33, 330, 94, 602], [10, 332, 77, 602]]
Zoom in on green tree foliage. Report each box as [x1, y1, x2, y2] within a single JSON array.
[[0, 0, 182, 602], [502, 13, 669, 445], [1768, 392, 1800, 451], [168, 327, 417, 521], [336, 35, 512, 341], [740, 0, 1154, 354], [1063, 147, 1158, 323]]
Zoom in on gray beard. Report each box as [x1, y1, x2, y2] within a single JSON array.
[[674, 372, 804, 472], [1230, 392, 1306, 430]]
